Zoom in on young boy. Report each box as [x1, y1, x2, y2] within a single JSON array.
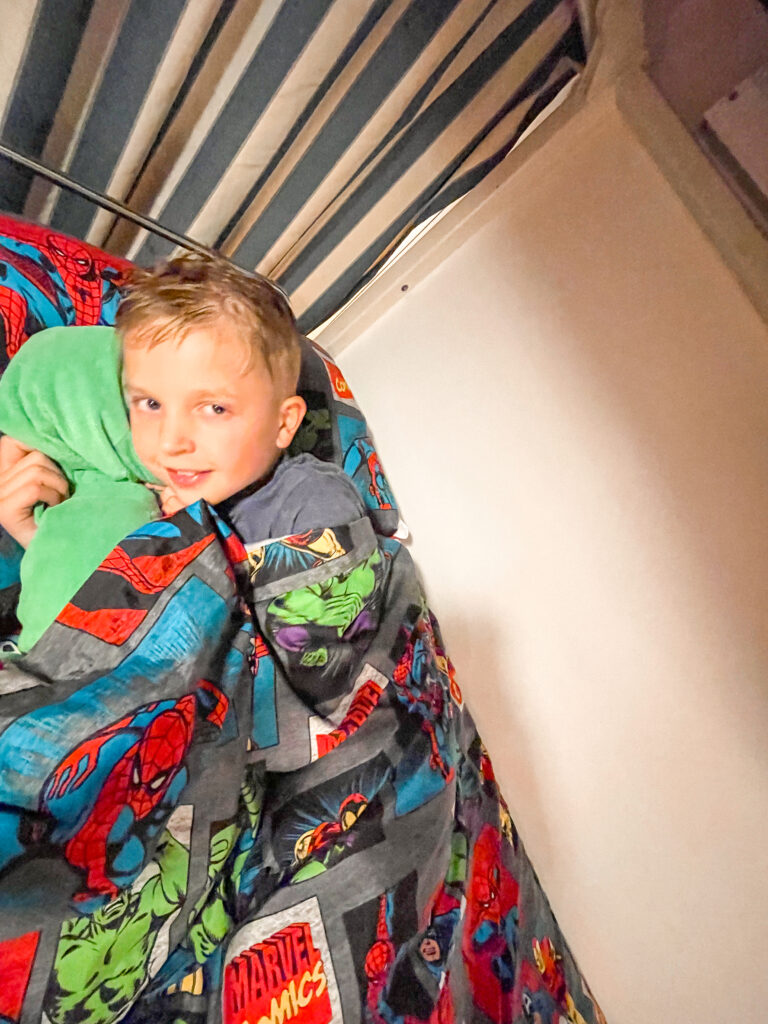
[[0, 254, 365, 571], [118, 255, 366, 543], [0, 256, 606, 1024]]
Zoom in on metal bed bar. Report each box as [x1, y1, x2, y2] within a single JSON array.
[[0, 142, 215, 258], [0, 142, 294, 304]]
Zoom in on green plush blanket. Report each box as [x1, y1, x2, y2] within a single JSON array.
[[0, 326, 159, 650]]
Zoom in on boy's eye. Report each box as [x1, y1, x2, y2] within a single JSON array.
[[135, 397, 161, 412], [206, 403, 228, 416]]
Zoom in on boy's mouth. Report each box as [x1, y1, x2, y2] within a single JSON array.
[[165, 469, 212, 489]]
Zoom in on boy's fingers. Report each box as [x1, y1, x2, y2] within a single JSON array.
[[0, 468, 69, 508], [0, 445, 67, 548], [0, 435, 33, 473], [5, 480, 65, 512], [0, 447, 45, 480], [0, 452, 69, 500], [160, 487, 185, 515], [0, 462, 69, 547]]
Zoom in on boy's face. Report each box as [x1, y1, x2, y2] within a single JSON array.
[[122, 321, 305, 507]]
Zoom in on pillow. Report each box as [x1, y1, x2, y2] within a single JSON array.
[[292, 337, 399, 537], [0, 213, 131, 375], [0, 217, 400, 638]]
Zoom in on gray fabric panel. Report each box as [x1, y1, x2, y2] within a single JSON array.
[[422, 69, 581, 216], [294, 20, 577, 332], [0, 0, 95, 213], [212, 0, 394, 251], [0, 0, 589, 336], [129, 0, 241, 197], [134, 0, 336, 267], [334, 0, 503, 204], [50, 0, 189, 238], [374, 27, 583, 238], [230, 0, 463, 270], [280, 0, 566, 297]]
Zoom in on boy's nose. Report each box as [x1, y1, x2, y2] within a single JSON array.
[[159, 416, 194, 455]]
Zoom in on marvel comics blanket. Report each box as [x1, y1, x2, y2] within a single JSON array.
[[0, 215, 605, 1023], [0, 504, 605, 1024]]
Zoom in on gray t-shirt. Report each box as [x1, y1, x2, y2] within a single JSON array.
[[217, 453, 365, 546]]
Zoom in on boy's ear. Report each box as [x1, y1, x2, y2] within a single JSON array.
[[276, 395, 307, 450]]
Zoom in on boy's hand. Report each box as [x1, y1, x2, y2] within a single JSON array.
[[0, 436, 69, 548]]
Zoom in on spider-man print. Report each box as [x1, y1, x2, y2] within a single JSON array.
[[0, 285, 27, 361], [0, 217, 129, 357], [343, 436, 395, 512], [366, 449, 392, 510], [0, 930, 40, 1022], [462, 823, 520, 1024], [48, 697, 195, 900], [336, 414, 398, 520], [0, 239, 63, 311], [57, 532, 218, 645], [387, 618, 465, 818], [43, 234, 106, 326], [392, 621, 456, 783], [364, 892, 397, 1019], [42, 685, 226, 901], [361, 888, 455, 1024]]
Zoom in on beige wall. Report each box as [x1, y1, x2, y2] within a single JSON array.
[[332, 91, 768, 1022]]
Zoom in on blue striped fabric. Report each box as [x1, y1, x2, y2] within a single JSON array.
[[0, 0, 96, 214], [0, 0, 589, 331]]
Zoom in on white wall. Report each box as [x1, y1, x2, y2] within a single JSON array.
[[333, 90, 768, 1023]]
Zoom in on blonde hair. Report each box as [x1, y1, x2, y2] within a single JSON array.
[[115, 252, 301, 395]]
